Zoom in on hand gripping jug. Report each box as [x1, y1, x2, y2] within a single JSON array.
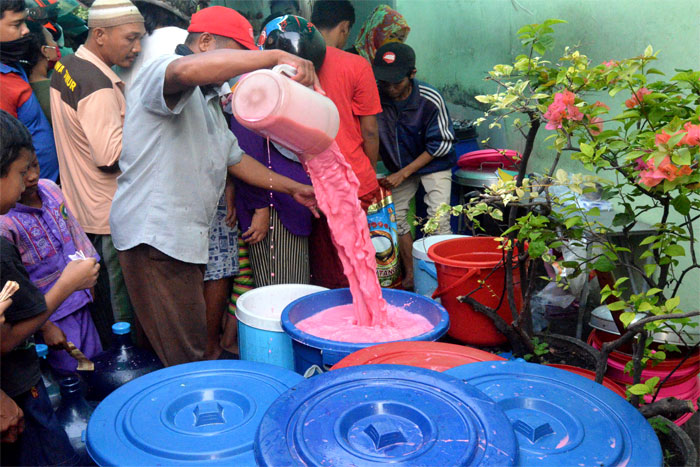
[[232, 65, 340, 157]]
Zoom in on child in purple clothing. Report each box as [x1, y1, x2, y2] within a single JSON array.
[[0, 151, 102, 374]]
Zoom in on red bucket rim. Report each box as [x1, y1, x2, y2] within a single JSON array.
[[331, 341, 505, 371], [427, 237, 510, 269]]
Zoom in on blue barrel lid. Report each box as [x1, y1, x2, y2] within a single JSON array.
[[445, 360, 662, 466], [35, 343, 48, 358], [112, 322, 130, 335], [255, 364, 518, 466], [86, 360, 303, 466]]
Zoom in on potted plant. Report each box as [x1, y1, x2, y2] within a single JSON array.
[[426, 19, 700, 424]]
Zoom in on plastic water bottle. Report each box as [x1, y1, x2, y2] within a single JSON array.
[[82, 322, 163, 401], [56, 375, 94, 465], [35, 343, 61, 410]]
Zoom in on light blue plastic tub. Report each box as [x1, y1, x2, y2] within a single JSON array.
[[236, 284, 327, 370], [412, 235, 468, 297]]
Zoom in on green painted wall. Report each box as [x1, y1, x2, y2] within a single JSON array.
[[394, 0, 700, 309], [396, 0, 700, 170]]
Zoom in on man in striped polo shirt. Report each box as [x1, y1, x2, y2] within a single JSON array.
[[374, 42, 457, 290]]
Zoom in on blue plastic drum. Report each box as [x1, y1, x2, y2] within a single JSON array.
[[282, 288, 450, 374], [255, 364, 518, 466], [446, 360, 662, 466], [86, 360, 303, 466]]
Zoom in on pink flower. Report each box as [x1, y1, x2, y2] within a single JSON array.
[[680, 122, 700, 146], [655, 130, 673, 146], [544, 90, 584, 129], [625, 88, 652, 108], [603, 60, 618, 68], [593, 101, 610, 111], [638, 156, 694, 187], [589, 117, 604, 135]]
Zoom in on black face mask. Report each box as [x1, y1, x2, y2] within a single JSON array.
[[0, 35, 33, 64]]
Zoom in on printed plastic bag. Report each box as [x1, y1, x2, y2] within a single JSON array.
[[366, 187, 401, 288]]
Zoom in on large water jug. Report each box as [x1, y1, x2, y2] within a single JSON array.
[[231, 65, 340, 156], [35, 343, 61, 410], [56, 376, 94, 465], [82, 322, 163, 401]]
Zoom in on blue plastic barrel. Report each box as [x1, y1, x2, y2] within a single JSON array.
[[85, 360, 303, 466], [281, 288, 449, 374], [255, 364, 518, 466], [235, 284, 327, 369], [446, 360, 662, 466]]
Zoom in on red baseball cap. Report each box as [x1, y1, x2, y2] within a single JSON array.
[[188, 6, 257, 51]]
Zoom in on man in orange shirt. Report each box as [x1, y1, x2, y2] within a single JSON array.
[[50, 0, 145, 342], [308, 0, 382, 288]]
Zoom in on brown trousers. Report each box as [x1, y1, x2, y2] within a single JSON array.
[[118, 244, 206, 366]]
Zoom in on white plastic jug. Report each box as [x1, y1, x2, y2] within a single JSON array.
[[231, 65, 340, 157]]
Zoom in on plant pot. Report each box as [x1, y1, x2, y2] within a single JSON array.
[[651, 416, 698, 467], [534, 332, 602, 371]]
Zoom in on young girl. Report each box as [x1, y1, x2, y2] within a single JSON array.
[[1, 109, 99, 466], [0, 149, 102, 374]]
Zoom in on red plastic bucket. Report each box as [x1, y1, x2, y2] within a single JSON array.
[[428, 237, 522, 345], [546, 363, 627, 399], [330, 341, 505, 372]]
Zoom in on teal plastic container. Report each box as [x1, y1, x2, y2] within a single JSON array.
[[236, 284, 327, 370]]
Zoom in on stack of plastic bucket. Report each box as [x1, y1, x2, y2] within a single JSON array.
[[428, 236, 523, 345], [589, 329, 700, 425], [281, 288, 449, 374], [331, 341, 505, 372], [412, 234, 468, 297], [235, 284, 327, 370]]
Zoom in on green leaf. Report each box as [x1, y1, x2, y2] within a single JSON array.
[[609, 300, 628, 312], [565, 216, 582, 229], [619, 311, 636, 326], [639, 235, 657, 246], [628, 383, 651, 396], [593, 256, 615, 272], [647, 288, 663, 296], [614, 277, 629, 288], [644, 45, 653, 57], [671, 195, 691, 215], [645, 376, 660, 389], [664, 244, 685, 257], [665, 296, 681, 310], [588, 207, 601, 217], [612, 212, 635, 227], [637, 302, 653, 312], [528, 240, 547, 258], [580, 143, 594, 157], [644, 263, 657, 277]]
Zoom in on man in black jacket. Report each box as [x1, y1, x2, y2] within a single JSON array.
[[374, 42, 456, 289]]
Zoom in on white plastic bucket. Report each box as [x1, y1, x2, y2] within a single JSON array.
[[236, 284, 327, 369]]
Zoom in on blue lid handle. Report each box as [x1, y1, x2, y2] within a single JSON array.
[[112, 322, 131, 335], [35, 343, 49, 358], [193, 401, 226, 427], [513, 420, 554, 443], [364, 422, 407, 450]]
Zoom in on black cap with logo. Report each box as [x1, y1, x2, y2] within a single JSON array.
[[372, 42, 416, 83]]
